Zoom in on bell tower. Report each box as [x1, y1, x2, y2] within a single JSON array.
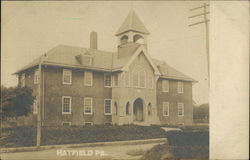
[[115, 9, 150, 47]]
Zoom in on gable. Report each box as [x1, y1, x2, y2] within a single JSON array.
[[121, 45, 161, 75]]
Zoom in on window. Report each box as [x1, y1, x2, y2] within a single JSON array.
[[126, 102, 130, 115], [104, 99, 112, 115], [82, 55, 92, 66], [163, 102, 169, 116], [132, 67, 146, 88], [84, 71, 93, 86], [148, 103, 152, 116], [62, 69, 72, 84], [139, 71, 146, 88], [132, 70, 139, 87], [21, 73, 25, 87], [34, 70, 39, 84], [178, 103, 184, 116], [62, 122, 71, 126], [84, 97, 93, 115], [84, 122, 93, 126], [113, 74, 118, 87], [177, 81, 184, 93], [124, 72, 130, 87], [62, 96, 71, 114], [104, 122, 112, 125], [162, 80, 169, 92], [104, 74, 112, 87], [33, 98, 38, 114]]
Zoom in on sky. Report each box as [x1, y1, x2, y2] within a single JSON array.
[[1, 1, 209, 104]]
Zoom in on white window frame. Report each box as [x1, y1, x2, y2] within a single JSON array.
[[84, 97, 93, 115], [62, 96, 72, 114], [33, 99, 38, 114], [34, 70, 39, 84], [162, 80, 169, 92], [84, 71, 93, 86], [62, 122, 71, 126], [104, 99, 112, 115], [163, 102, 169, 116], [177, 103, 184, 116], [21, 73, 25, 87], [62, 69, 72, 85], [84, 122, 93, 126], [177, 81, 184, 93], [104, 73, 112, 87]]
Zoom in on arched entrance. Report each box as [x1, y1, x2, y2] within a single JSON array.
[[133, 98, 144, 121]]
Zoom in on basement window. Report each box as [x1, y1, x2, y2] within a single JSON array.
[[62, 122, 71, 126], [84, 122, 93, 126]]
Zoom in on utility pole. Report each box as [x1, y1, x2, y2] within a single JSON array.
[[36, 62, 42, 147], [189, 3, 210, 86]]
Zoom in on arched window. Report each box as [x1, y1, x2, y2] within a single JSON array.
[[133, 34, 145, 44], [114, 102, 118, 115], [120, 35, 128, 44], [148, 103, 152, 116], [132, 66, 146, 88], [126, 102, 130, 115]]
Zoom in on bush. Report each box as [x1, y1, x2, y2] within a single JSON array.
[[0, 125, 166, 148]]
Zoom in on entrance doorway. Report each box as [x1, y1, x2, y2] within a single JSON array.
[[133, 98, 144, 121]]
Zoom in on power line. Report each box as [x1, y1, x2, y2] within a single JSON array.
[[189, 3, 210, 87]]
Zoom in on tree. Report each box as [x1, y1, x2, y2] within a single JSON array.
[[193, 103, 209, 120], [0, 86, 34, 120]]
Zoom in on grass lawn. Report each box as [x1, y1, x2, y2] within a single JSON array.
[[0, 125, 166, 148], [140, 126, 209, 160]]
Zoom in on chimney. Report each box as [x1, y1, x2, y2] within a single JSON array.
[[90, 31, 98, 49]]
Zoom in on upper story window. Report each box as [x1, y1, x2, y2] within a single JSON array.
[[104, 74, 112, 87], [124, 72, 130, 87], [163, 102, 169, 116], [62, 69, 72, 85], [84, 97, 93, 115], [33, 98, 38, 114], [177, 81, 184, 93], [178, 103, 184, 116], [84, 71, 93, 86], [21, 73, 25, 87], [132, 67, 146, 88], [82, 55, 92, 66], [62, 96, 71, 114], [162, 80, 169, 92], [104, 99, 112, 115], [34, 70, 39, 84]]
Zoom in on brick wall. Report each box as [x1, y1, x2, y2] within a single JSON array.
[[157, 79, 193, 125]]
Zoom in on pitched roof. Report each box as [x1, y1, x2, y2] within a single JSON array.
[[116, 9, 150, 36], [14, 44, 196, 82], [153, 59, 197, 82]]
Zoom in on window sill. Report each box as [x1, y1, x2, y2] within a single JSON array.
[[104, 113, 112, 116], [62, 112, 72, 115], [62, 83, 72, 85], [84, 113, 93, 115]]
